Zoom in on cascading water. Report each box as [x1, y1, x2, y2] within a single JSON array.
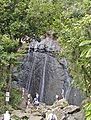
[[26, 52, 36, 93], [15, 35, 85, 105], [40, 54, 47, 102], [60, 58, 72, 99]]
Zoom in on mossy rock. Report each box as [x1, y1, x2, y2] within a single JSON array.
[[52, 99, 69, 109]]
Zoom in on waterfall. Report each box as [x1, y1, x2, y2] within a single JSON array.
[[63, 63, 72, 99], [64, 69, 72, 100], [40, 54, 47, 102], [60, 58, 72, 99], [16, 35, 85, 105], [26, 52, 36, 93]]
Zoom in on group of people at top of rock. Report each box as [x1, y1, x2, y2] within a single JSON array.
[[29, 31, 60, 53]]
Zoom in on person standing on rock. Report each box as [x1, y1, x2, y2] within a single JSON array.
[[47, 110, 57, 120], [22, 88, 25, 99], [32, 92, 40, 110], [36, 92, 39, 100], [26, 93, 32, 108], [33, 97, 39, 110], [61, 88, 65, 99], [3, 111, 11, 120], [55, 95, 59, 101]]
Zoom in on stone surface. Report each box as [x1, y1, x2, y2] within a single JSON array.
[[63, 105, 80, 114], [47, 100, 85, 120], [17, 51, 67, 105], [66, 87, 85, 106], [10, 99, 85, 120], [14, 37, 85, 106], [52, 99, 68, 108]]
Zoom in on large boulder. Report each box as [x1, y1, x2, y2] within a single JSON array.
[[46, 100, 85, 120], [52, 99, 68, 108]]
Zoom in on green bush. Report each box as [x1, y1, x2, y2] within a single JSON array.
[[10, 88, 22, 109], [84, 102, 91, 120], [0, 104, 13, 114], [0, 91, 5, 106]]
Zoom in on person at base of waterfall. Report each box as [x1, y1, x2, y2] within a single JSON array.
[[55, 95, 59, 101], [33, 97, 39, 106], [3, 111, 11, 120], [61, 89, 65, 99], [47, 110, 57, 120], [22, 88, 25, 98], [26, 98, 30, 109], [32, 93, 39, 109], [35, 92, 39, 100]]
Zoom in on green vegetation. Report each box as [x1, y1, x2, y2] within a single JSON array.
[[10, 88, 22, 109], [0, 34, 22, 112], [84, 102, 91, 120], [0, 0, 91, 118]]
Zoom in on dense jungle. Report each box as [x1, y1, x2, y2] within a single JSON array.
[[0, 0, 91, 120]]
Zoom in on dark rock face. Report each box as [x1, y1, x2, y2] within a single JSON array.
[[18, 52, 66, 105], [15, 37, 85, 105], [66, 87, 85, 106]]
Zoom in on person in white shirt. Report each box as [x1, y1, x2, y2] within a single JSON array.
[[35, 92, 39, 100], [3, 111, 10, 120], [55, 95, 59, 101], [33, 97, 39, 106], [47, 110, 57, 120], [61, 88, 65, 99]]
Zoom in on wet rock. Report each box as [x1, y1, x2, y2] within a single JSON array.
[[17, 52, 67, 105], [67, 87, 85, 106], [14, 37, 85, 106]]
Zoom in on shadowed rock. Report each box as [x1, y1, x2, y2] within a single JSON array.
[[14, 35, 85, 105]]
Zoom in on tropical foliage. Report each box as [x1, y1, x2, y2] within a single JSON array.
[[84, 101, 91, 120], [0, 0, 91, 117]]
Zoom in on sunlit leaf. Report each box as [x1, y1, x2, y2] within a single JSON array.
[[79, 40, 91, 46], [86, 48, 91, 58]]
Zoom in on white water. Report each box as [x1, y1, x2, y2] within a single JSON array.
[[40, 54, 47, 102], [26, 52, 36, 92]]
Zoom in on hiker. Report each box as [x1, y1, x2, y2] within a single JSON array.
[[3, 111, 11, 120], [26, 94, 31, 108], [22, 88, 25, 98], [55, 95, 59, 101], [33, 97, 39, 110], [47, 110, 57, 120], [32, 92, 39, 108], [33, 97, 39, 106], [28, 94, 31, 99], [61, 89, 65, 99], [35, 92, 39, 100], [26, 98, 30, 108]]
